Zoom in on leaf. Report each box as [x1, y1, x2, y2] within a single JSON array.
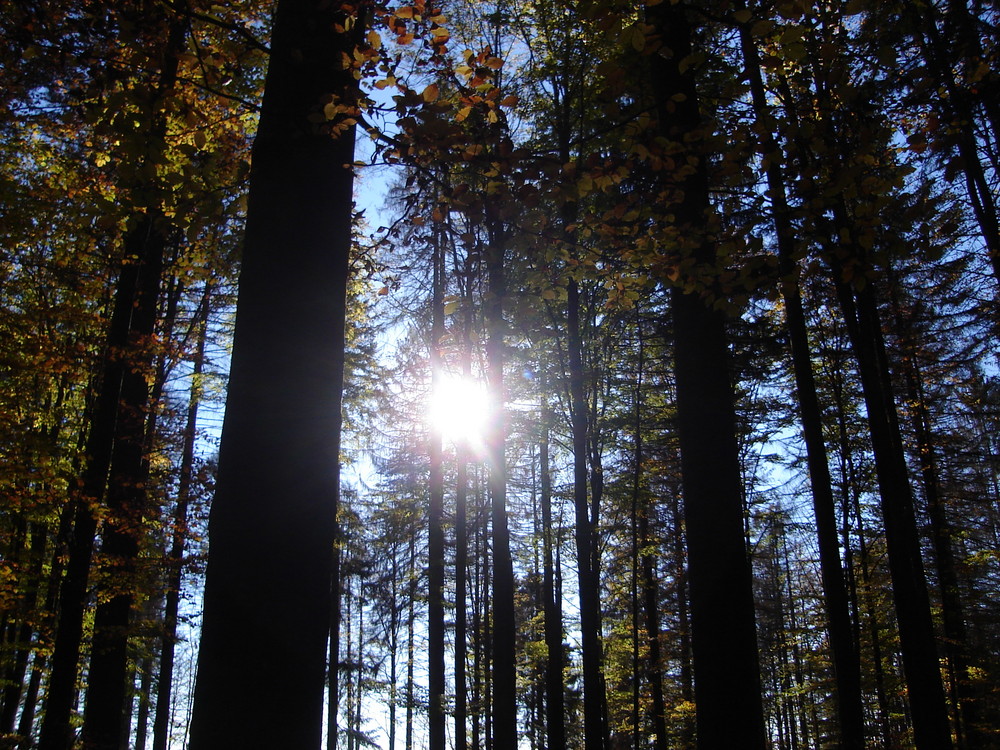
[[422, 84, 439, 102], [366, 30, 382, 49], [485, 57, 504, 70], [395, 5, 414, 18], [733, 9, 752, 23]]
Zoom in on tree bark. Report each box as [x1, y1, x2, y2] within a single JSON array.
[[539, 380, 566, 750], [427, 224, 447, 750], [151, 282, 212, 750], [485, 222, 517, 749], [833, 270, 953, 749], [737, 16, 865, 747], [645, 5, 767, 747], [187, 0, 361, 746]]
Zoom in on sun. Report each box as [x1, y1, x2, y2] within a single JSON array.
[[427, 374, 491, 447]]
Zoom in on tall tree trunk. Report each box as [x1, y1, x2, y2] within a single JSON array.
[[39, 211, 165, 750], [133, 652, 154, 750], [737, 16, 865, 747], [405, 534, 416, 750], [539, 380, 566, 750], [187, 0, 361, 746], [832, 269, 953, 749], [328, 513, 343, 750], [887, 280, 980, 747], [37, 11, 185, 740], [633, 313, 668, 750], [427, 225, 447, 750], [567, 279, 608, 750], [645, 7, 767, 747], [151, 282, 212, 750], [0, 522, 46, 735], [485, 222, 517, 748], [454, 267, 475, 750]]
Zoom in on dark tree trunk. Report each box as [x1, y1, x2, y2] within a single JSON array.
[[427, 225, 447, 750], [833, 270, 953, 749], [567, 279, 608, 750], [81, 209, 167, 750], [151, 283, 212, 750], [39, 215, 168, 750], [485, 222, 517, 749], [633, 315, 668, 750], [887, 280, 980, 747], [454, 271, 475, 750], [187, 1, 361, 747], [133, 653, 154, 750], [539, 383, 566, 750], [646, 6, 767, 747], [39, 14, 184, 749], [405, 535, 416, 750], [737, 16, 865, 748], [0, 522, 46, 735]]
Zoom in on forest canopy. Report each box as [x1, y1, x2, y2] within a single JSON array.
[[1, 0, 999, 748]]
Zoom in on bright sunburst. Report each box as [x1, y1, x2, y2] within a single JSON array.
[[427, 374, 491, 448]]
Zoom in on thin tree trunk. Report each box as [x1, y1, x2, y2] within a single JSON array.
[[633, 313, 668, 750], [484, 220, 516, 748], [151, 281, 211, 750], [887, 281, 979, 747], [567, 279, 608, 750], [427, 225, 447, 750], [0, 523, 46, 735], [405, 534, 416, 750], [737, 16, 865, 747], [833, 270, 953, 749], [539, 381, 566, 750], [454, 267, 474, 750], [133, 653, 154, 750]]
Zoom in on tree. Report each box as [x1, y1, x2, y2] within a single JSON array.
[[643, 3, 768, 746], [187, 0, 365, 746]]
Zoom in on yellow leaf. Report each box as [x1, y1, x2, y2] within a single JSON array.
[[456, 106, 472, 122], [395, 5, 414, 18], [367, 30, 382, 49], [487, 108, 499, 123], [422, 83, 440, 102]]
